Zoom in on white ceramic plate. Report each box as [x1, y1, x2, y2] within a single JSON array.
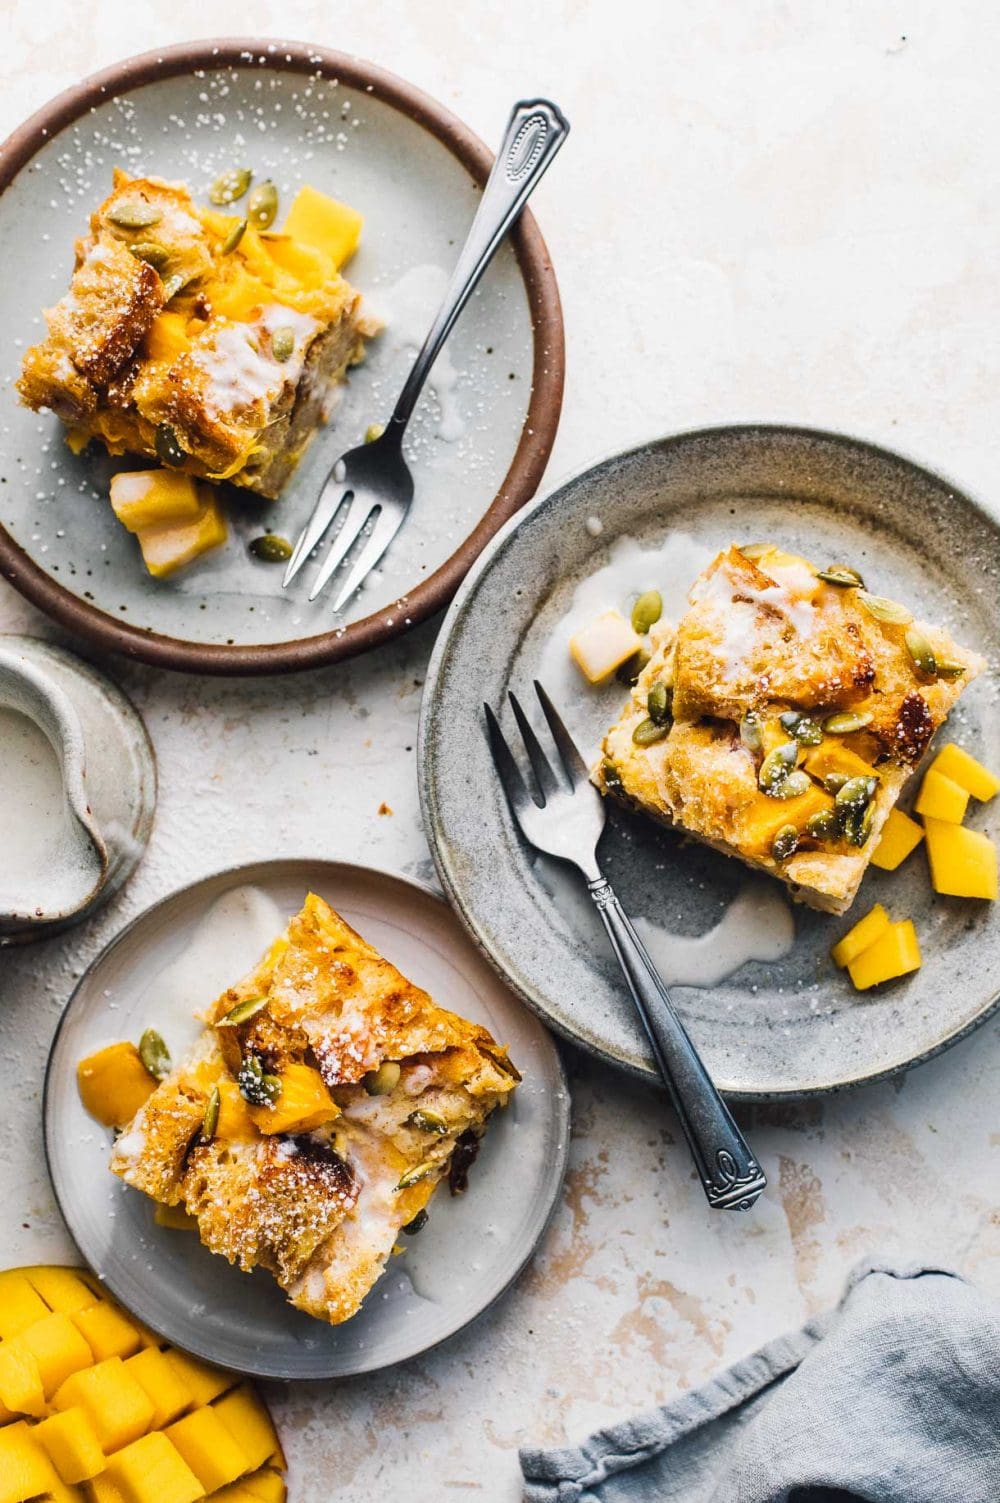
[[44, 859, 569, 1378]]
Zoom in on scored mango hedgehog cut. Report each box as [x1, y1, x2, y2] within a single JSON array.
[[597, 544, 984, 914], [107, 894, 519, 1327], [0, 1263, 285, 1502]]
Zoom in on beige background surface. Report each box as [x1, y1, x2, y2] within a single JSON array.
[[1, 3, 999, 1499]]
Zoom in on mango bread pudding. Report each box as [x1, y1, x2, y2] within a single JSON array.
[[595, 544, 984, 914], [18, 170, 377, 500], [99, 895, 519, 1327]]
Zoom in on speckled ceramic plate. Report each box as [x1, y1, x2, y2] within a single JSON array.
[[0, 40, 563, 674], [44, 859, 569, 1378], [419, 425, 1000, 1098]]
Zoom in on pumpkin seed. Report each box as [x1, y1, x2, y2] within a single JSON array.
[[129, 240, 169, 268], [201, 1086, 220, 1140], [237, 1054, 282, 1107], [271, 326, 295, 363], [905, 629, 937, 677], [779, 710, 823, 746], [139, 1028, 171, 1080], [108, 200, 162, 229], [646, 681, 672, 725], [363, 1061, 401, 1096], [209, 166, 252, 205], [835, 775, 878, 812], [935, 658, 966, 680], [631, 590, 662, 635], [821, 771, 850, 794], [365, 423, 385, 444], [247, 180, 278, 230], [601, 760, 624, 796], [771, 824, 799, 861], [739, 711, 763, 754], [770, 768, 811, 800], [217, 994, 268, 1027], [632, 717, 669, 748], [804, 808, 840, 840], [407, 1109, 448, 1135], [402, 1208, 429, 1235], [155, 422, 185, 467], [397, 1160, 437, 1190], [161, 273, 188, 302], [249, 533, 293, 563], [221, 216, 248, 255], [758, 741, 799, 794], [616, 648, 650, 686], [738, 542, 770, 560], [817, 564, 865, 588], [857, 591, 912, 626], [823, 710, 873, 735], [847, 799, 877, 847]]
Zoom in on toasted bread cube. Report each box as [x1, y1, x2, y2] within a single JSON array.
[[154, 1205, 200, 1232], [247, 1063, 337, 1135], [831, 903, 890, 969], [136, 492, 227, 579], [0, 1345, 46, 1419], [72, 1302, 142, 1363], [927, 743, 1000, 802], [870, 808, 924, 871], [212, 1386, 281, 1473], [283, 184, 362, 268], [53, 1357, 154, 1452], [570, 610, 644, 684], [924, 819, 998, 899], [110, 471, 203, 534], [35, 1407, 105, 1484], [0, 1419, 57, 1503], [103, 1431, 204, 1503], [166, 1406, 249, 1490], [24, 1268, 96, 1317], [124, 1348, 193, 1429], [0, 1274, 50, 1339], [163, 1350, 235, 1408], [915, 768, 969, 824], [847, 919, 921, 990], [215, 1080, 259, 1141], [14, 1313, 93, 1397], [77, 1042, 157, 1129]]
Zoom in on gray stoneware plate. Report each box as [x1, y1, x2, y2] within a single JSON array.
[[0, 40, 562, 674], [44, 859, 569, 1378], [419, 425, 1000, 1098]]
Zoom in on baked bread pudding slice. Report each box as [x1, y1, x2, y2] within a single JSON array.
[[596, 545, 984, 914], [109, 895, 518, 1326], [18, 170, 377, 498]]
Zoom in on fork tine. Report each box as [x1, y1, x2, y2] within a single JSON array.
[[306, 493, 379, 602], [508, 691, 561, 803], [483, 703, 533, 825], [327, 506, 407, 611], [534, 681, 592, 786], [282, 477, 352, 587]]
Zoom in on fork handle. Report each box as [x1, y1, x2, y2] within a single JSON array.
[[388, 99, 569, 435], [587, 877, 767, 1212]]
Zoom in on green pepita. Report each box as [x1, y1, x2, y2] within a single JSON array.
[[237, 1054, 282, 1107], [397, 1160, 438, 1190], [631, 590, 663, 635], [601, 760, 624, 796], [221, 217, 248, 255], [108, 200, 162, 230], [817, 564, 865, 588], [247, 180, 278, 230], [823, 710, 873, 735], [857, 591, 912, 626], [154, 422, 185, 467], [771, 824, 799, 861], [835, 775, 878, 812], [847, 799, 877, 848], [138, 1028, 171, 1081], [739, 711, 763, 754], [407, 1109, 448, 1135], [201, 1085, 220, 1140], [904, 628, 937, 678], [129, 240, 169, 268], [616, 648, 650, 686], [365, 423, 385, 444], [778, 711, 823, 746], [758, 741, 799, 794], [771, 768, 811, 800], [217, 994, 268, 1027], [209, 166, 252, 206], [161, 273, 188, 302], [646, 681, 672, 726], [402, 1208, 429, 1235], [935, 658, 966, 680], [363, 1061, 401, 1096], [822, 771, 850, 794], [249, 533, 294, 564], [632, 717, 669, 748], [804, 808, 840, 841], [271, 326, 295, 363]]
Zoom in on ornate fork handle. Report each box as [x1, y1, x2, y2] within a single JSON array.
[[389, 99, 569, 435], [588, 877, 766, 1211]]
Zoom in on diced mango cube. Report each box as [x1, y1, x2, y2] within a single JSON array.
[[870, 808, 924, 871], [103, 1430, 204, 1503], [0, 1344, 46, 1419], [0, 1274, 50, 1339], [212, 1386, 281, 1473], [802, 743, 874, 784], [153, 1205, 200, 1232], [110, 471, 203, 534], [53, 1357, 155, 1452], [136, 491, 228, 579], [239, 1468, 287, 1503], [831, 903, 890, 969], [847, 919, 921, 990], [145, 311, 194, 364], [915, 768, 969, 824], [35, 1407, 105, 1484], [166, 1406, 249, 1490], [745, 785, 833, 855], [248, 1062, 337, 1135], [924, 818, 998, 900], [0, 1419, 56, 1503], [24, 1267, 96, 1316], [215, 1080, 259, 1141], [927, 743, 1000, 802], [569, 610, 644, 684], [124, 1348, 193, 1429], [77, 1042, 157, 1129], [162, 1350, 235, 1408], [72, 1302, 142, 1363], [14, 1313, 93, 1397], [283, 184, 363, 268]]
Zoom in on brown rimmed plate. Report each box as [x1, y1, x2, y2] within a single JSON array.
[[0, 40, 563, 674]]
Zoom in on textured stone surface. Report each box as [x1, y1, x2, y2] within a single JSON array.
[[1, 4, 999, 1500]]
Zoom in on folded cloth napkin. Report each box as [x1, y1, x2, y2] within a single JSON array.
[[520, 1260, 1000, 1503]]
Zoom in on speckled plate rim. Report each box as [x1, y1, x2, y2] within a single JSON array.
[[0, 38, 564, 677], [418, 421, 1000, 1100], [42, 856, 570, 1378]]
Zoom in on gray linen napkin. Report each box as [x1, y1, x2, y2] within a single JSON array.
[[520, 1260, 1000, 1503]]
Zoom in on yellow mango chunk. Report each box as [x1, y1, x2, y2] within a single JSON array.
[[924, 818, 998, 900], [831, 903, 890, 969], [166, 1406, 249, 1490], [212, 1386, 282, 1473], [90, 1477, 128, 1503], [570, 610, 644, 684], [145, 311, 193, 363], [77, 1043, 157, 1129], [0, 1274, 50, 1339], [35, 1407, 105, 1484], [238, 1469, 287, 1503], [103, 1430, 204, 1503], [14, 1313, 93, 1397], [744, 785, 833, 855], [802, 742, 873, 784], [53, 1357, 155, 1452], [283, 184, 363, 268], [248, 1062, 338, 1135], [124, 1348, 193, 1429], [154, 1205, 199, 1232], [163, 1350, 235, 1408], [110, 471, 203, 534], [0, 1344, 46, 1419], [0, 1420, 57, 1503], [261, 233, 334, 289], [915, 768, 969, 824], [72, 1303, 142, 1363], [137, 491, 228, 579], [24, 1268, 95, 1316], [927, 743, 1000, 802], [847, 919, 921, 990], [215, 1079, 259, 1141], [870, 808, 924, 872]]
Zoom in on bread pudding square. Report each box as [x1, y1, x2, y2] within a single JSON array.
[[111, 894, 519, 1327], [18, 171, 377, 499], [596, 544, 984, 914]]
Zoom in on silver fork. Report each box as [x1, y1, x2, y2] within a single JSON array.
[[485, 682, 767, 1212], [282, 98, 570, 608]]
